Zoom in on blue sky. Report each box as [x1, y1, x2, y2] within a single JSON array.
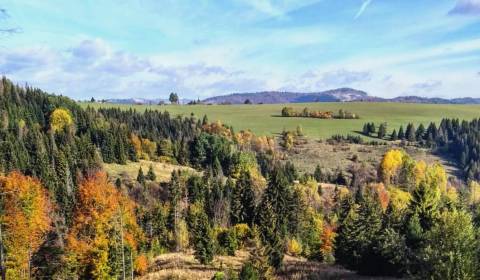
[[0, 0, 479, 99]]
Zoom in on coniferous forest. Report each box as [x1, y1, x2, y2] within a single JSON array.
[[1, 76, 480, 280]]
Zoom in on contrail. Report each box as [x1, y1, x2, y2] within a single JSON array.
[[355, 0, 372, 19]]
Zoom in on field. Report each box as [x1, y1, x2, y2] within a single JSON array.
[[103, 160, 198, 182], [83, 102, 480, 139], [139, 250, 401, 280]]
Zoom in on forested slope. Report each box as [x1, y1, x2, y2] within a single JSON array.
[[0, 77, 479, 280]]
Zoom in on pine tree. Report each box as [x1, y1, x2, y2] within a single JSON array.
[[406, 123, 416, 142], [255, 166, 291, 269], [115, 177, 122, 188], [390, 129, 398, 141], [137, 167, 146, 184], [415, 123, 425, 141], [231, 171, 256, 226], [362, 123, 369, 135], [147, 164, 156, 181], [313, 165, 323, 182], [239, 227, 274, 280], [398, 125, 405, 140], [377, 123, 387, 139], [193, 211, 214, 264]]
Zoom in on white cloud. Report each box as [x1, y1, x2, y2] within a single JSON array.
[[355, 0, 373, 19]]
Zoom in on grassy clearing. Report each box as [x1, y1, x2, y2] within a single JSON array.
[[82, 102, 480, 139], [283, 140, 459, 177], [139, 250, 401, 280], [103, 160, 198, 182]]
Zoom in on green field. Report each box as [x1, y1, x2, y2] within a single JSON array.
[[82, 102, 480, 139]]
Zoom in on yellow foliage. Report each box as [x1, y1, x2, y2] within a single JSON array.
[[286, 238, 302, 256], [380, 149, 405, 185], [414, 160, 427, 185], [444, 186, 458, 204], [468, 181, 480, 205], [233, 223, 250, 240], [387, 186, 412, 211], [425, 163, 447, 194], [0, 172, 52, 278], [50, 108, 74, 132]]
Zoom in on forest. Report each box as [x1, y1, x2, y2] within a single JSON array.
[[1, 76, 480, 279]]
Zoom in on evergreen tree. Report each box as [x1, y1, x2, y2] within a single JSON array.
[[193, 211, 214, 264], [415, 123, 425, 141], [231, 171, 256, 226], [362, 123, 369, 135], [137, 167, 146, 184], [398, 125, 405, 140], [390, 129, 398, 141], [406, 123, 416, 142], [313, 165, 323, 182], [377, 123, 387, 139], [255, 166, 292, 269], [147, 164, 156, 181], [115, 177, 122, 188]]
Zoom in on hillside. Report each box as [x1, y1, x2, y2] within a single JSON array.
[[199, 89, 480, 105], [202, 88, 369, 104]]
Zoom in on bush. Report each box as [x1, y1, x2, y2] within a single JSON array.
[[233, 224, 251, 248], [217, 229, 238, 256], [134, 254, 149, 276], [286, 238, 302, 256]]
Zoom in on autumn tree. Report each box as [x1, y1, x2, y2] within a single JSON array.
[[66, 172, 142, 279], [50, 108, 74, 133], [0, 172, 52, 279]]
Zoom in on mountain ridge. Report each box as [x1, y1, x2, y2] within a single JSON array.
[[102, 88, 480, 105]]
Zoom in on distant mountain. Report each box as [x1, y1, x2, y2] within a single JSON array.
[[100, 89, 480, 105], [203, 88, 369, 104], [202, 89, 480, 104]]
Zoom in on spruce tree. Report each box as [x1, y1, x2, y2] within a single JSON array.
[[415, 123, 425, 141], [406, 123, 416, 142], [193, 211, 214, 264], [398, 125, 405, 139], [231, 170, 256, 226], [137, 167, 146, 184], [390, 129, 398, 141], [377, 123, 387, 139], [147, 164, 156, 181]]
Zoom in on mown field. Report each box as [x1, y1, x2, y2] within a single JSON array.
[[83, 102, 480, 139]]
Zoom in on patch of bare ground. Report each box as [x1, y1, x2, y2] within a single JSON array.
[[139, 251, 404, 280]]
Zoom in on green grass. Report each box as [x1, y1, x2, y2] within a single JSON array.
[[82, 102, 480, 139]]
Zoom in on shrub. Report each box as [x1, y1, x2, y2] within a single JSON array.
[[286, 238, 302, 256], [134, 254, 149, 276]]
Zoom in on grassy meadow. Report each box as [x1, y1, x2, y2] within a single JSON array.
[[83, 102, 480, 139]]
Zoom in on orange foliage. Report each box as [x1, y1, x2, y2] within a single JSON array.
[[370, 183, 390, 211], [236, 130, 276, 154], [131, 133, 142, 159], [0, 172, 52, 278], [320, 224, 335, 257], [66, 171, 143, 279], [202, 120, 233, 138], [134, 254, 149, 276]]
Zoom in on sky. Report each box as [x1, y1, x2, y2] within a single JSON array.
[[0, 0, 480, 100]]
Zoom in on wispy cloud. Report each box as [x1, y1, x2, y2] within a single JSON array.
[[449, 0, 480, 15], [355, 0, 372, 19]]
